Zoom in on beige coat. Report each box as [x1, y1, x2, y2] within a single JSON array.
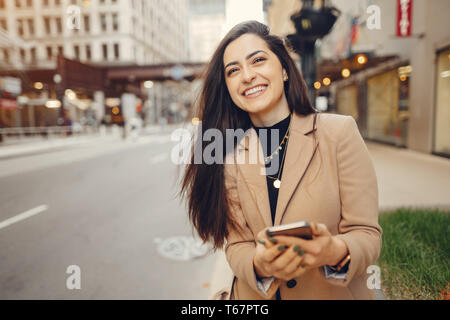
[[224, 112, 382, 300]]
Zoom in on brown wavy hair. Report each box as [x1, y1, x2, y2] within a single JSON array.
[[179, 21, 317, 250]]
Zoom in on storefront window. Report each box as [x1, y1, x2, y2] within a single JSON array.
[[337, 84, 358, 120], [433, 48, 450, 156], [367, 68, 409, 147]]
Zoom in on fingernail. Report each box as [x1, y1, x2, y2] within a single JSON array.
[[257, 239, 266, 245], [298, 249, 305, 256], [293, 245, 301, 252], [269, 238, 278, 244], [277, 245, 287, 251]]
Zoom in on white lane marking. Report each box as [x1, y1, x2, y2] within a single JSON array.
[[149, 153, 168, 164], [0, 205, 48, 230]]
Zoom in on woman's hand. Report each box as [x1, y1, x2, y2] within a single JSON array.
[[253, 228, 308, 281], [253, 223, 349, 281]]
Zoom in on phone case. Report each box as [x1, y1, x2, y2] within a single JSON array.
[[266, 221, 313, 240]]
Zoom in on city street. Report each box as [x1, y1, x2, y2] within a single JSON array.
[[0, 129, 217, 299]]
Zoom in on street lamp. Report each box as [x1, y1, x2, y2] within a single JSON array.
[[341, 68, 351, 78], [356, 54, 368, 65], [144, 80, 154, 89], [34, 82, 44, 90], [323, 77, 331, 86], [54, 73, 66, 127], [287, 0, 340, 102]]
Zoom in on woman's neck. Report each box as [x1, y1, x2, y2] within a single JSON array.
[[248, 94, 290, 127]]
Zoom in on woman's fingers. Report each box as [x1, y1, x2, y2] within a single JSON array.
[[284, 254, 304, 276], [256, 228, 278, 248], [280, 244, 304, 271], [260, 242, 287, 262], [272, 235, 308, 246], [271, 245, 303, 274]]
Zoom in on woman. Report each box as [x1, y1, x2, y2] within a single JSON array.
[[180, 21, 381, 300]]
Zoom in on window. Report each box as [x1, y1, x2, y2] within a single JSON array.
[[20, 48, 25, 61], [100, 14, 107, 32], [433, 48, 450, 156], [102, 43, 108, 60], [114, 43, 119, 60], [112, 13, 118, 31], [3, 49, 9, 62], [74, 45, 80, 60], [0, 19, 6, 31], [30, 47, 36, 63], [46, 46, 52, 59], [28, 19, 34, 36], [44, 17, 51, 34], [26, 0, 32, 7], [15, 0, 21, 8], [55, 0, 61, 6], [84, 15, 90, 33], [55, 17, 62, 34], [17, 19, 24, 36], [0, 0, 5, 9], [86, 45, 91, 60], [43, 0, 49, 6], [57, 45, 63, 56]]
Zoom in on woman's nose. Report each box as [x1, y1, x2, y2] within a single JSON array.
[[241, 66, 256, 83]]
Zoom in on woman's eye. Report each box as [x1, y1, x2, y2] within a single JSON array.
[[227, 68, 238, 76], [253, 57, 265, 64]]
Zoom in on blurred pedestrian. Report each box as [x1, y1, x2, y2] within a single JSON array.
[[180, 21, 381, 300]]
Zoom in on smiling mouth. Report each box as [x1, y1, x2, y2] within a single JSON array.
[[243, 85, 268, 98]]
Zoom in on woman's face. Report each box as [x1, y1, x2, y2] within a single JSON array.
[[223, 33, 287, 117]]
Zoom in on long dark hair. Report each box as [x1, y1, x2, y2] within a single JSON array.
[[179, 21, 317, 250]]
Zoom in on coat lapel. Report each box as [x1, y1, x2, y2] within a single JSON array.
[[236, 128, 273, 228], [274, 112, 319, 226], [236, 112, 319, 228]]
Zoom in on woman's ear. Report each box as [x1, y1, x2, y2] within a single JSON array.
[[282, 69, 288, 81]]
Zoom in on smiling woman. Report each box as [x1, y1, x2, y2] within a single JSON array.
[[223, 35, 290, 127], [179, 21, 382, 301], [180, 20, 314, 250]]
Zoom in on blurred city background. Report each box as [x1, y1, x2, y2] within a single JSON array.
[[0, 0, 449, 300]]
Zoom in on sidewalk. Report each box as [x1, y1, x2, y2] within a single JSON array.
[[0, 123, 181, 160], [208, 141, 450, 300], [0, 127, 122, 160]]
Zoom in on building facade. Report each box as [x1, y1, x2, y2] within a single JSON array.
[[266, 0, 450, 158], [0, 0, 189, 70], [188, 0, 225, 63]]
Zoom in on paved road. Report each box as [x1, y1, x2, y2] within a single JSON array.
[[0, 131, 217, 299]]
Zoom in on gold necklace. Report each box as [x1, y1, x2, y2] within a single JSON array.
[[264, 128, 289, 164], [265, 115, 292, 189], [263, 114, 292, 164]]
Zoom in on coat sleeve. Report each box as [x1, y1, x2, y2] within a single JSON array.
[[325, 116, 382, 287], [223, 161, 281, 299]]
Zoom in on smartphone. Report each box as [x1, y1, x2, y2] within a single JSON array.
[[265, 221, 313, 240]]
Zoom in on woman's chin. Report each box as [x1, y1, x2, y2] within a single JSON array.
[[247, 105, 275, 117], [241, 101, 272, 115]]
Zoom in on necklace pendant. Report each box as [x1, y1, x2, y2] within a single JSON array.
[[273, 179, 281, 189]]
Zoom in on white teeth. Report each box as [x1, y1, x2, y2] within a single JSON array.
[[244, 86, 266, 96]]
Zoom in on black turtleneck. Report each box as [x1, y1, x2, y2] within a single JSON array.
[[252, 114, 291, 225]]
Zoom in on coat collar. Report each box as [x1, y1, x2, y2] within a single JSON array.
[[235, 112, 319, 227]]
